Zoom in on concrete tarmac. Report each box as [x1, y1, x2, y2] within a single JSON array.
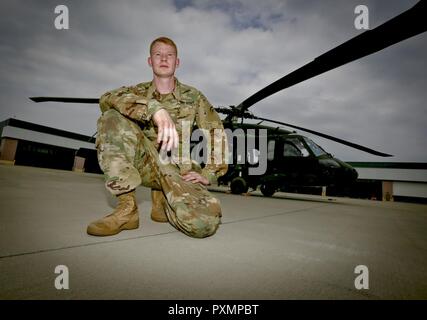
[[0, 164, 426, 299]]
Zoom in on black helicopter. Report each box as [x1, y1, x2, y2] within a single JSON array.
[[30, 1, 426, 197], [213, 122, 360, 196]]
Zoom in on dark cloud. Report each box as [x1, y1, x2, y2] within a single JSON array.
[[0, 0, 425, 162]]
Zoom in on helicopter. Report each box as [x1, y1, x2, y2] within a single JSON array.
[[211, 122, 360, 196], [30, 1, 426, 197]]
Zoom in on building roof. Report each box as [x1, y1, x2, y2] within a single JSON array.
[[0, 118, 95, 150]]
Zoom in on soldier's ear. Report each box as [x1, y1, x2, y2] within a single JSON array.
[[148, 57, 153, 67], [175, 57, 180, 68]]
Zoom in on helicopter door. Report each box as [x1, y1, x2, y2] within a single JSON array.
[[267, 140, 275, 161], [264, 139, 276, 172], [279, 137, 317, 183]]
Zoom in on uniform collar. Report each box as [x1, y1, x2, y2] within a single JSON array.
[[147, 77, 182, 101]]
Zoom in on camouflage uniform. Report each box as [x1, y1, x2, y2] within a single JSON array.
[[96, 78, 228, 238]]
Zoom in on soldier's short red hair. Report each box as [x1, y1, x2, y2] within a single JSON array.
[[150, 37, 178, 56]]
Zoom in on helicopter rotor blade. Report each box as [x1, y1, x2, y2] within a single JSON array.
[[249, 115, 392, 157], [30, 97, 99, 104], [237, 0, 427, 112]]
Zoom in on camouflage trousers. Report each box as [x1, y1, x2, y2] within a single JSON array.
[[95, 109, 222, 238]]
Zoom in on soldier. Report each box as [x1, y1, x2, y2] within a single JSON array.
[[87, 37, 228, 238]]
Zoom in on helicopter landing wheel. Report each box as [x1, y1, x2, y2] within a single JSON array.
[[230, 177, 249, 194], [260, 183, 276, 197]]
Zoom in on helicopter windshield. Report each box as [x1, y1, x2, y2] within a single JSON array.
[[303, 137, 327, 157]]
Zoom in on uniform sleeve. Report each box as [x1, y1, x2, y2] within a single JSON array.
[[195, 93, 228, 185], [99, 86, 163, 122]]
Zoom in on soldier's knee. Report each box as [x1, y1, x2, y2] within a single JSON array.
[[97, 109, 141, 152], [181, 215, 220, 239], [98, 109, 122, 129], [98, 109, 139, 135]]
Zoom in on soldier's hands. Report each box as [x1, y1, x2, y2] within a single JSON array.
[[182, 171, 209, 186], [152, 109, 179, 151], [153, 109, 208, 186]]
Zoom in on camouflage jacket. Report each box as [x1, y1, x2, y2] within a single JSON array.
[[99, 78, 228, 185]]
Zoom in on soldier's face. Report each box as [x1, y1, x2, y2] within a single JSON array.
[[148, 42, 180, 78]]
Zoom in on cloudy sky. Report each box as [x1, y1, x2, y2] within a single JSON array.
[[0, 0, 426, 162]]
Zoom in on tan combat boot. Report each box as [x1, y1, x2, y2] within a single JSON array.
[[87, 190, 139, 236], [151, 189, 169, 223]]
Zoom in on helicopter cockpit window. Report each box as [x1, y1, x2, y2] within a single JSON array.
[[284, 138, 309, 157], [303, 137, 327, 157], [283, 143, 301, 157]]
